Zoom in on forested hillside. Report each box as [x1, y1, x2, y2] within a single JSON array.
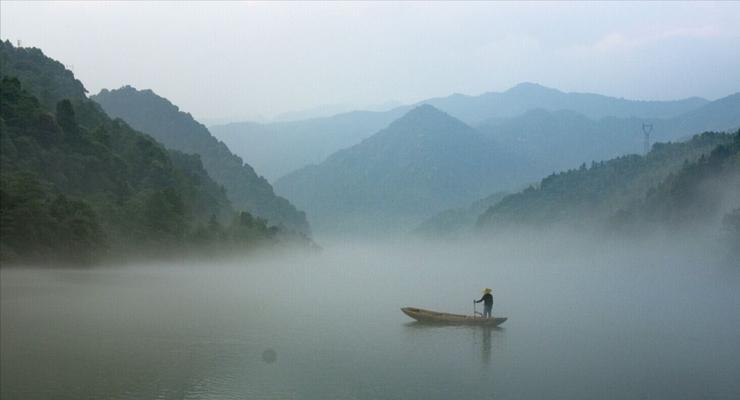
[[274, 105, 530, 234], [477, 131, 739, 236], [92, 86, 310, 235], [612, 133, 740, 234], [0, 42, 288, 265]]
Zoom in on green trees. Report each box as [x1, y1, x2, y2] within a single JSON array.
[[92, 86, 310, 235], [477, 131, 736, 230], [475, 130, 739, 256], [0, 43, 297, 266], [143, 188, 187, 245], [0, 172, 104, 264], [55, 99, 78, 137], [620, 130, 740, 229]]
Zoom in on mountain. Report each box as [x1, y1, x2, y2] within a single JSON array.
[[423, 82, 709, 125], [273, 105, 530, 234], [210, 107, 411, 181], [476, 131, 738, 232], [612, 133, 740, 235], [478, 109, 643, 176], [0, 41, 284, 265], [273, 103, 356, 122], [273, 100, 403, 122], [211, 83, 709, 182], [0, 41, 88, 109], [414, 192, 509, 238], [667, 92, 740, 135], [477, 93, 740, 176], [91, 86, 310, 235]]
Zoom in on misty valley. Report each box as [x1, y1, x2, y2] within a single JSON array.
[[2, 3, 740, 400]]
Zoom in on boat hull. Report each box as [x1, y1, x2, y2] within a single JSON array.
[[401, 307, 507, 326]]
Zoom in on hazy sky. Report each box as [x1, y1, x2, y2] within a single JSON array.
[[2, 1, 740, 122]]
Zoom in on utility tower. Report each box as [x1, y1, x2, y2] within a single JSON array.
[[642, 123, 653, 155]]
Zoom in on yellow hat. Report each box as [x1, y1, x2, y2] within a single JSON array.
[[483, 288, 492, 293]]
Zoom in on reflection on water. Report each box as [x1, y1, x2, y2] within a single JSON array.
[[481, 327, 493, 368], [403, 322, 504, 368], [2, 238, 740, 399]]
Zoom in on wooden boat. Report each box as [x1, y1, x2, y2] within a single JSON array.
[[401, 307, 507, 326]]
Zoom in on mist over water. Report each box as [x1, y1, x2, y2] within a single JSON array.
[[3, 233, 739, 400]]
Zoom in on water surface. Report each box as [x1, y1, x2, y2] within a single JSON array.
[[2, 237, 739, 399]]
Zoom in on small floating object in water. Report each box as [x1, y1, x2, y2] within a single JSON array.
[[262, 348, 277, 363], [401, 307, 507, 326]]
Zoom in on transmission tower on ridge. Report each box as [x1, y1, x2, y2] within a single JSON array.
[[642, 123, 653, 155]]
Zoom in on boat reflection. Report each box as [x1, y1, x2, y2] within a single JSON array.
[[402, 321, 505, 367]]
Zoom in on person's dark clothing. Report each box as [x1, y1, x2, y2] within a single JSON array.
[[476, 293, 493, 318], [475, 293, 493, 307]]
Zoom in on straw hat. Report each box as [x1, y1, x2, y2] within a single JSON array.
[[483, 288, 492, 294]]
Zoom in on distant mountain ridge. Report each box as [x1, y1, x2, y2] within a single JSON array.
[[92, 86, 310, 235], [421, 82, 709, 125], [211, 82, 713, 181], [274, 105, 531, 234], [478, 92, 740, 175], [211, 108, 411, 181], [273, 92, 739, 236]]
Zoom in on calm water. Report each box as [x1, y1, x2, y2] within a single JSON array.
[[2, 237, 740, 400]]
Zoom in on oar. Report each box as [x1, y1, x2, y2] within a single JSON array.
[[473, 300, 481, 317]]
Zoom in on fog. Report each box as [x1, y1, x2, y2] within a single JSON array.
[[3, 231, 739, 399], [2, 2, 739, 399]]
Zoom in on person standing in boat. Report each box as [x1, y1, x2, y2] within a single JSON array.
[[475, 288, 494, 318]]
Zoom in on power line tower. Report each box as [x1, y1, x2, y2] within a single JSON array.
[[642, 123, 653, 155]]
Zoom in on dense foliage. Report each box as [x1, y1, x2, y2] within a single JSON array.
[[477, 131, 740, 243], [612, 132, 740, 232], [92, 87, 310, 235], [0, 40, 87, 109], [0, 43, 286, 265]]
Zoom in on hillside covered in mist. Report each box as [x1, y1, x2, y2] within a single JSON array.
[[91, 86, 310, 235], [414, 192, 509, 238], [271, 91, 739, 236], [478, 93, 740, 175], [274, 105, 531, 234], [211, 108, 411, 181], [0, 42, 306, 265], [477, 131, 740, 248], [2, 41, 738, 258], [211, 83, 718, 182]]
